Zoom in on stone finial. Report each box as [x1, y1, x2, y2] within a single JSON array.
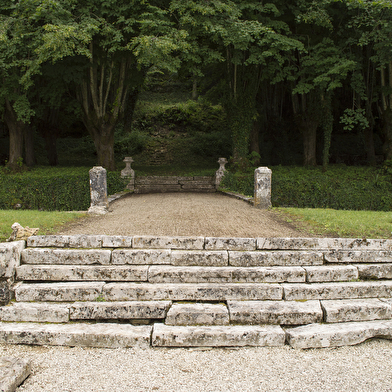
[[7, 222, 39, 242], [88, 166, 108, 215], [121, 157, 135, 191], [254, 167, 272, 209], [215, 158, 228, 188]]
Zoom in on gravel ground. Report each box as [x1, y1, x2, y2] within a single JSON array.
[[2, 340, 392, 391], [58, 192, 307, 238]]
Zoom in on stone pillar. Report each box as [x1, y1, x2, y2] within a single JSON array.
[[254, 167, 272, 209], [88, 166, 108, 215], [121, 157, 135, 191], [215, 157, 228, 188]]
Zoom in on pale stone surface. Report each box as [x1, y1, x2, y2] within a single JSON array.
[[205, 237, 256, 251], [27, 235, 103, 248], [16, 265, 148, 282], [165, 303, 229, 326], [7, 222, 38, 242], [121, 157, 135, 191], [283, 281, 392, 300], [102, 283, 283, 301], [1, 302, 69, 323], [321, 299, 392, 323], [254, 167, 272, 209], [0, 357, 31, 392], [133, 236, 204, 250], [88, 166, 108, 215], [286, 320, 392, 349], [112, 249, 171, 265], [0, 322, 152, 348], [231, 266, 305, 283], [215, 157, 227, 188], [21, 248, 111, 265], [15, 282, 104, 302], [0, 241, 24, 278], [258, 238, 323, 250], [229, 251, 323, 267], [170, 251, 228, 266], [69, 301, 171, 320], [228, 300, 323, 325], [304, 265, 358, 282], [152, 323, 285, 347], [324, 250, 392, 263], [356, 264, 392, 280], [101, 236, 133, 248]]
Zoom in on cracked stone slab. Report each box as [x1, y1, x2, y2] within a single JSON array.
[[27, 235, 103, 248], [0, 302, 69, 323], [0, 322, 152, 348], [228, 300, 322, 325], [321, 299, 392, 323], [165, 303, 229, 326], [229, 251, 323, 267], [15, 282, 105, 302], [101, 236, 133, 248], [324, 250, 392, 263], [205, 238, 256, 251], [112, 249, 171, 265], [17, 265, 148, 282], [0, 241, 24, 279], [102, 283, 283, 301], [21, 248, 111, 265], [152, 323, 285, 347], [132, 236, 204, 250], [304, 265, 358, 282], [231, 266, 305, 283], [356, 264, 392, 280], [170, 251, 228, 266], [70, 301, 171, 320], [283, 281, 392, 300], [0, 357, 31, 392], [286, 320, 392, 349]]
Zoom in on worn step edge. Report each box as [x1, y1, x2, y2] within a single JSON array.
[[0, 357, 31, 392], [0, 322, 152, 348], [286, 320, 392, 349], [152, 323, 285, 347]]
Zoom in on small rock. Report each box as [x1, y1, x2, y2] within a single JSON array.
[[7, 223, 39, 242]]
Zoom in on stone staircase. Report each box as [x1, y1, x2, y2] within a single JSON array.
[[1, 235, 392, 349], [134, 176, 216, 193]]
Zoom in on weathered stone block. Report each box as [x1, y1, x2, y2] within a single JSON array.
[[286, 320, 392, 349], [0, 322, 152, 348], [231, 266, 305, 283], [101, 236, 133, 248], [148, 266, 232, 283], [21, 248, 111, 265], [228, 300, 323, 325], [304, 265, 358, 282], [16, 265, 148, 282], [1, 302, 69, 323], [324, 250, 392, 263], [283, 281, 392, 301], [258, 238, 323, 250], [0, 282, 10, 306], [152, 323, 285, 347], [133, 236, 204, 250], [0, 357, 31, 392], [0, 241, 24, 278], [165, 303, 229, 326], [229, 251, 323, 267], [102, 283, 283, 301], [69, 301, 171, 320], [357, 264, 392, 280], [205, 237, 256, 251], [15, 282, 104, 302], [321, 299, 392, 323], [170, 251, 228, 266], [135, 185, 182, 193], [112, 249, 171, 265], [254, 167, 272, 209], [135, 176, 179, 185]]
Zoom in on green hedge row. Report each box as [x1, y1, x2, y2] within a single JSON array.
[[220, 166, 392, 211], [0, 167, 127, 211]]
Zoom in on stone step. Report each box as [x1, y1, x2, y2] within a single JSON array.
[[356, 264, 392, 279], [320, 299, 392, 323], [1, 303, 70, 323], [286, 320, 392, 349], [151, 323, 285, 347], [0, 322, 151, 348], [227, 300, 323, 325]]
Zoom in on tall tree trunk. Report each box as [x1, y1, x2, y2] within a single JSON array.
[[299, 117, 318, 166], [23, 126, 35, 167], [250, 120, 261, 165], [123, 88, 140, 134], [4, 100, 24, 169], [44, 131, 58, 166]]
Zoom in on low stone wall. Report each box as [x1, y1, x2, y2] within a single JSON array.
[[134, 176, 216, 193]]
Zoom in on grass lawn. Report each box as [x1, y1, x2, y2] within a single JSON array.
[[277, 208, 392, 239], [0, 210, 87, 242]]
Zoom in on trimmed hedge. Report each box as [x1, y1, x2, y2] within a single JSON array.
[[0, 167, 127, 211], [220, 165, 392, 211]]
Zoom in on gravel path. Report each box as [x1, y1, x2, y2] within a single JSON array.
[[58, 192, 306, 238], [3, 340, 392, 391]]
